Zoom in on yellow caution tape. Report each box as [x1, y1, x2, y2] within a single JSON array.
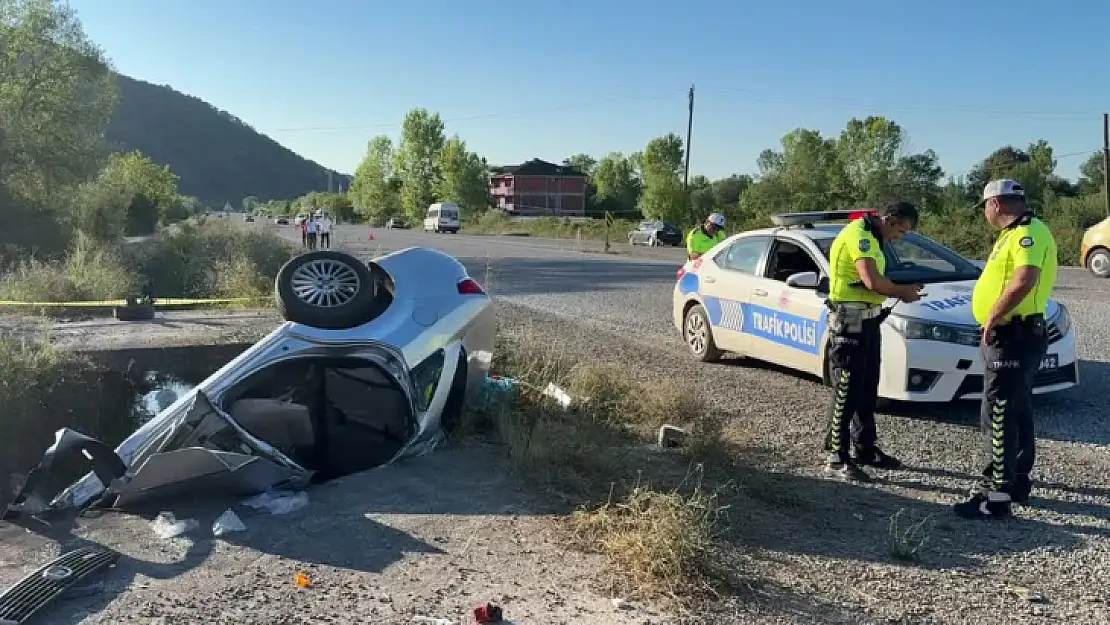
[[0, 296, 271, 307]]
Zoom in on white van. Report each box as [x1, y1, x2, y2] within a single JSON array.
[[423, 202, 461, 234]]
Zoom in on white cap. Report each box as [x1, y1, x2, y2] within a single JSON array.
[[979, 179, 1025, 205], [707, 213, 726, 227]]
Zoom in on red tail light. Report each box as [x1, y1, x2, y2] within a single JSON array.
[[849, 209, 878, 220], [458, 278, 485, 295]]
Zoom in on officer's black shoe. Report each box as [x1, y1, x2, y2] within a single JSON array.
[[953, 492, 1012, 519], [970, 480, 1031, 504], [825, 454, 869, 482], [854, 446, 902, 470]]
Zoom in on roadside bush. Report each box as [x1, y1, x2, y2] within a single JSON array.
[[0, 221, 296, 303], [0, 233, 138, 302], [131, 221, 295, 299], [466, 213, 639, 240], [0, 334, 142, 505]]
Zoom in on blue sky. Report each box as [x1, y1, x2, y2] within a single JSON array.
[[70, 0, 1109, 181]]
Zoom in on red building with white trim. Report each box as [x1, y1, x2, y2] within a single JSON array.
[[489, 158, 588, 217]]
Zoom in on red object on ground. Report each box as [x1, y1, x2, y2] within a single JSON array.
[[473, 603, 503, 623], [368, 227, 376, 241]]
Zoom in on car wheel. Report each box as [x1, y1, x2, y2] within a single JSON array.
[[683, 304, 721, 362], [275, 250, 380, 330], [1087, 247, 1110, 278]]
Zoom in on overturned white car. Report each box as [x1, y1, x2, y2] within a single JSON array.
[[5, 247, 495, 518]]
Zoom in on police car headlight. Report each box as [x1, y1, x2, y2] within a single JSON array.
[[887, 316, 981, 347], [1050, 304, 1072, 337]]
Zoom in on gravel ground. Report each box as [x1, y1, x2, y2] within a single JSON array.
[[493, 273, 1110, 624]]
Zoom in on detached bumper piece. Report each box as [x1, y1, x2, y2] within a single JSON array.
[[0, 545, 119, 623]]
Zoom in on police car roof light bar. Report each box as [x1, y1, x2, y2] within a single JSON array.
[[770, 209, 878, 228]]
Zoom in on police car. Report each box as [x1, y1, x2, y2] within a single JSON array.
[[673, 210, 1079, 402]]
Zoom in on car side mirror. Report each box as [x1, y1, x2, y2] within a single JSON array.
[[785, 271, 819, 289]]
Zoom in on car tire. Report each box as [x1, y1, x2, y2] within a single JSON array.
[[1087, 247, 1110, 278], [683, 304, 722, 362], [275, 250, 380, 330]]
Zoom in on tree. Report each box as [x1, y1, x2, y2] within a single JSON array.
[[0, 0, 118, 192], [395, 108, 446, 221], [593, 152, 641, 217], [836, 116, 905, 203], [349, 135, 398, 221], [563, 154, 597, 177], [688, 175, 716, 217], [294, 191, 355, 222], [436, 135, 489, 213], [0, 0, 118, 257], [1078, 152, 1104, 195], [242, 196, 259, 213], [92, 150, 180, 235], [638, 133, 687, 222]]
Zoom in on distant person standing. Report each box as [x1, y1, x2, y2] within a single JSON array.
[[306, 215, 319, 250], [299, 216, 308, 247], [317, 213, 333, 249]]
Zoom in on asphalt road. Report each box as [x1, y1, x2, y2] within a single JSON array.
[[266, 221, 1110, 347]]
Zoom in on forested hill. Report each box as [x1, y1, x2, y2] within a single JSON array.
[[106, 74, 350, 207]]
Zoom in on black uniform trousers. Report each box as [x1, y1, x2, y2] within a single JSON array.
[[823, 316, 882, 458], [978, 317, 1048, 495]]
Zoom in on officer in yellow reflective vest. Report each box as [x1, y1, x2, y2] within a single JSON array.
[[954, 179, 1057, 519], [823, 202, 924, 481], [686, 213, 726, 260]]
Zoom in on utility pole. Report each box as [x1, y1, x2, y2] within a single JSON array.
[[684, 84, 694, 190], [1103, 113, 1109, 217]]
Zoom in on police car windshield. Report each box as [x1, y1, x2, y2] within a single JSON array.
[[813, 232, 983, 283]]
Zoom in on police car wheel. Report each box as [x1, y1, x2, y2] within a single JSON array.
[[684, 305, 721, 362], [1087, 247, 1110, 278]]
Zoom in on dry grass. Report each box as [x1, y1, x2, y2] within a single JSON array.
[[0, 221, 294, 305], [569, 472, 728, 601], [460, 332, 735, 604]]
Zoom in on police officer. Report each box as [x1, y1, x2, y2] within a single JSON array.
[[954, 179, 1057, 519], [824, 202, 924, 480], [686, 213, 726, 260]]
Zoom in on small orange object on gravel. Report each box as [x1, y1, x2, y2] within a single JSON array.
[[295, 572, 312, 588]]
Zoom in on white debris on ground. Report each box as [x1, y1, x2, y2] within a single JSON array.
[[211, 509, 247, 536], [150, 512, 198, 539], [240, 490, 309, 515]]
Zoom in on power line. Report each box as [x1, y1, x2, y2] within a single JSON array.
[[260, 92, 684, 134], [699, 87, 1098, 118]]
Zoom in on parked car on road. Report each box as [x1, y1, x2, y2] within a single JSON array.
[[385, 217, 410, 229], [672, 210, 1079, 403], [244, 214, 255, 222], [1081, 216, 1110, 278], [274, 216, 290, 225], [5, 248, 496, 517], [628, 221, 683, 247]]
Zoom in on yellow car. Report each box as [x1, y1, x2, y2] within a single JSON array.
[[1081, 217, 1110, 278]]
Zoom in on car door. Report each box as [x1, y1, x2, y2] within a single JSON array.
[[746, 237, 828, 374], [698, 235, 772, 356]]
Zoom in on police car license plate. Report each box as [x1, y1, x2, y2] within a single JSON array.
[[1039, 355, 1058, 371]]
